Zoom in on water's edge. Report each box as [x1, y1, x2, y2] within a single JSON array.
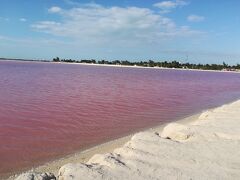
[[7, 98, 240, 180]]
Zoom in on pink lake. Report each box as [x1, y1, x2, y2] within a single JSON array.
[[0, 60, 240, 177]]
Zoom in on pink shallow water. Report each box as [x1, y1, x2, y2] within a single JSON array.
[[1, 61, 240, 176]]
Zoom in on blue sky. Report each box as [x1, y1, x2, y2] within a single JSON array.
[[0, 0, 240, 64]]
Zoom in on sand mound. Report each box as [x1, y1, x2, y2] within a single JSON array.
[[160, 123, 194, 141]]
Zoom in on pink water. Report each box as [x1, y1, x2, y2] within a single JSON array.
[[1, 60, 240, 177]]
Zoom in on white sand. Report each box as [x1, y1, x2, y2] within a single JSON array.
[[15, 100, 240, 180], [59, 62, 240, 74], [2, 60, 240, 74]]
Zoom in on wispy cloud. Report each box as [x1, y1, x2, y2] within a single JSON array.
[[0, 34, 70, 46], [32, 3, 203, 45], [48, 6, 62, 13], [63, 0, 81, 6], [0, 35, 7, 40], [187, 15, 205, 22], [0, 17, 9, 21], [19, 18, 27, 22], [153, 0, 188, 13]]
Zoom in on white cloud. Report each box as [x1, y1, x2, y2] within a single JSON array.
[[153, 0, 188, 13], [48, 6, 62, 13], [187, 15, 205, 22], [32, 3, 203, 45], [19, 18, 27, 22], [32, 21, 61, 29]]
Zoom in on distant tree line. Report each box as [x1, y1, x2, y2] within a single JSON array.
[[52, 57, 240, 71]]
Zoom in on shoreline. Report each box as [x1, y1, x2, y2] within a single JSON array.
[[12, 98, 240, 179], [60, 62, 240, 74], [78, 99, 240, 180], [7, 99, 240, 179], [7, 112, 201, 180], [1, 59, 239, 74]]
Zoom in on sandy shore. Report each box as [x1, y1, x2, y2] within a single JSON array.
[[14, 99, 240, 180], [1, 59, 240, 74], [7, 113, 200, 180], [57, 62, 240, 74]]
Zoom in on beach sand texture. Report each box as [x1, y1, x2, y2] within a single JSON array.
[[15, 100, 240, 180]]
